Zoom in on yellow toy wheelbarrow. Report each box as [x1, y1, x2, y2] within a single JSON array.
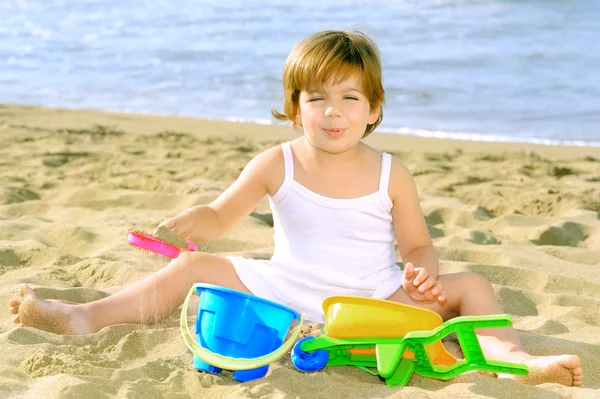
[[291, 296, 528, 387]]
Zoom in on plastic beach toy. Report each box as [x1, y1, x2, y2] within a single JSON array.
[[180, 283, 305, 382], [291, 296, 528, 387], [127, 230, 197, 258]]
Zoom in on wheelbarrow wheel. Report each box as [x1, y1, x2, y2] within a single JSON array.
[[291, 337, 329, 373]]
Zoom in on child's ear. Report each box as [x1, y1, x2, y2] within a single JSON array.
[[294, 108, 302, 126], [368, 103, 381, 125]]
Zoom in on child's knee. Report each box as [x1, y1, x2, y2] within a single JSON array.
[[169, 251, 207, 273], [463, 272, 493, 292], [172, 250, 198, 265], [172, 251, 227, 278]]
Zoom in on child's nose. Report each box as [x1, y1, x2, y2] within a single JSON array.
[[324, 104, 342, 118]]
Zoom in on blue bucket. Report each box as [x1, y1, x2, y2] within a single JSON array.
[[192, 283, 301, 382]]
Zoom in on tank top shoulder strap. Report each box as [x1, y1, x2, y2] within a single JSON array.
[[378, 152, 393, 212], [271, 142, 294, 203]]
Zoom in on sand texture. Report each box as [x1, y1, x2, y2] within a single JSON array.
[[151, 226, 188, 250], [1, 105, 599, 398]]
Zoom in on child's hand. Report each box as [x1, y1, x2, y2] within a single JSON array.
[[402, 262, 446, 304], [159, 210, 197, 241]]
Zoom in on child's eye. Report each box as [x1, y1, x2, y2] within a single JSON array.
[[344, 96, 358, 100], [309, 97, 324, 102]]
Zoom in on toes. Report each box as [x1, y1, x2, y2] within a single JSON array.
[[9, 305, 19, 315], [571, 365, 583, 387], [573, 368, 583, 387], [19, 283, 36, 298], [561, 354, 581, 368], [12, 315, 21, 325], [8, 297, 22, 307]]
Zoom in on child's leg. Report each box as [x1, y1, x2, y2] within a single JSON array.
[[8, 252, 249, 335], [386, 272, 583, 386]]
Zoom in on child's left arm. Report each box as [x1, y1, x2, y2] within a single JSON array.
[[389, 157, 445, 303]]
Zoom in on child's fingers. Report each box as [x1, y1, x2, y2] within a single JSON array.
[[413, 267, 429, 287], [423, 289, 436, 302], [429, 280, 443, 296], [160, 219, 176, 230], [403, 262, 415, 280], [437, 289, 447, 304], [429, 281, 446, 303], [416, 276, 436, 293], [402, 263, 419, 293], [421, 280, 444, 301]]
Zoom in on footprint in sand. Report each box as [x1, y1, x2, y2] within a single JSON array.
[[465, 229, 501, 245], [0, 249, 20, 267], [497, 287, 538, 316], [530, 222, 590, 247], [1, 186, 40, 204]]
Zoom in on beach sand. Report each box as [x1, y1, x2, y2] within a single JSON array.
[[1, 104, 599, 398]]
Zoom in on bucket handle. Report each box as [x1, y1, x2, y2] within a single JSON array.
[[180, 285, 305, 370]]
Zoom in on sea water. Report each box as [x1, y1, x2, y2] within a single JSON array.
[[1, 0, 599, 146]]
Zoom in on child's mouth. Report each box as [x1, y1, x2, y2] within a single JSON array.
[[325, 128, 344, 137]]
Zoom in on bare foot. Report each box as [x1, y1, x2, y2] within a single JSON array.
[[499, 355, 583, 387], [8, 284, 94, 335]]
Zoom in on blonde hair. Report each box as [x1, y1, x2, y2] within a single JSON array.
[[271, 30, 385, 137]]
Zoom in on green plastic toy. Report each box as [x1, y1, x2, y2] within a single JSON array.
[[291, 296, 528, 387]]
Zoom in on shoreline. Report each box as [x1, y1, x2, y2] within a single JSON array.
[[2, 104, 600, 159]]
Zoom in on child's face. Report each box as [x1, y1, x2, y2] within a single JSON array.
[[296, 73, 380, 153]]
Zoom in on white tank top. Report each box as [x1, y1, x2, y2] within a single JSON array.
[[269, 142, 397, 278]]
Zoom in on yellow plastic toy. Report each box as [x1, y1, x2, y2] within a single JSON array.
[[291, 296, 528, 386]]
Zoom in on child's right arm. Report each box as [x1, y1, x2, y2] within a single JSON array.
[[160, 146, 283, 243]]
